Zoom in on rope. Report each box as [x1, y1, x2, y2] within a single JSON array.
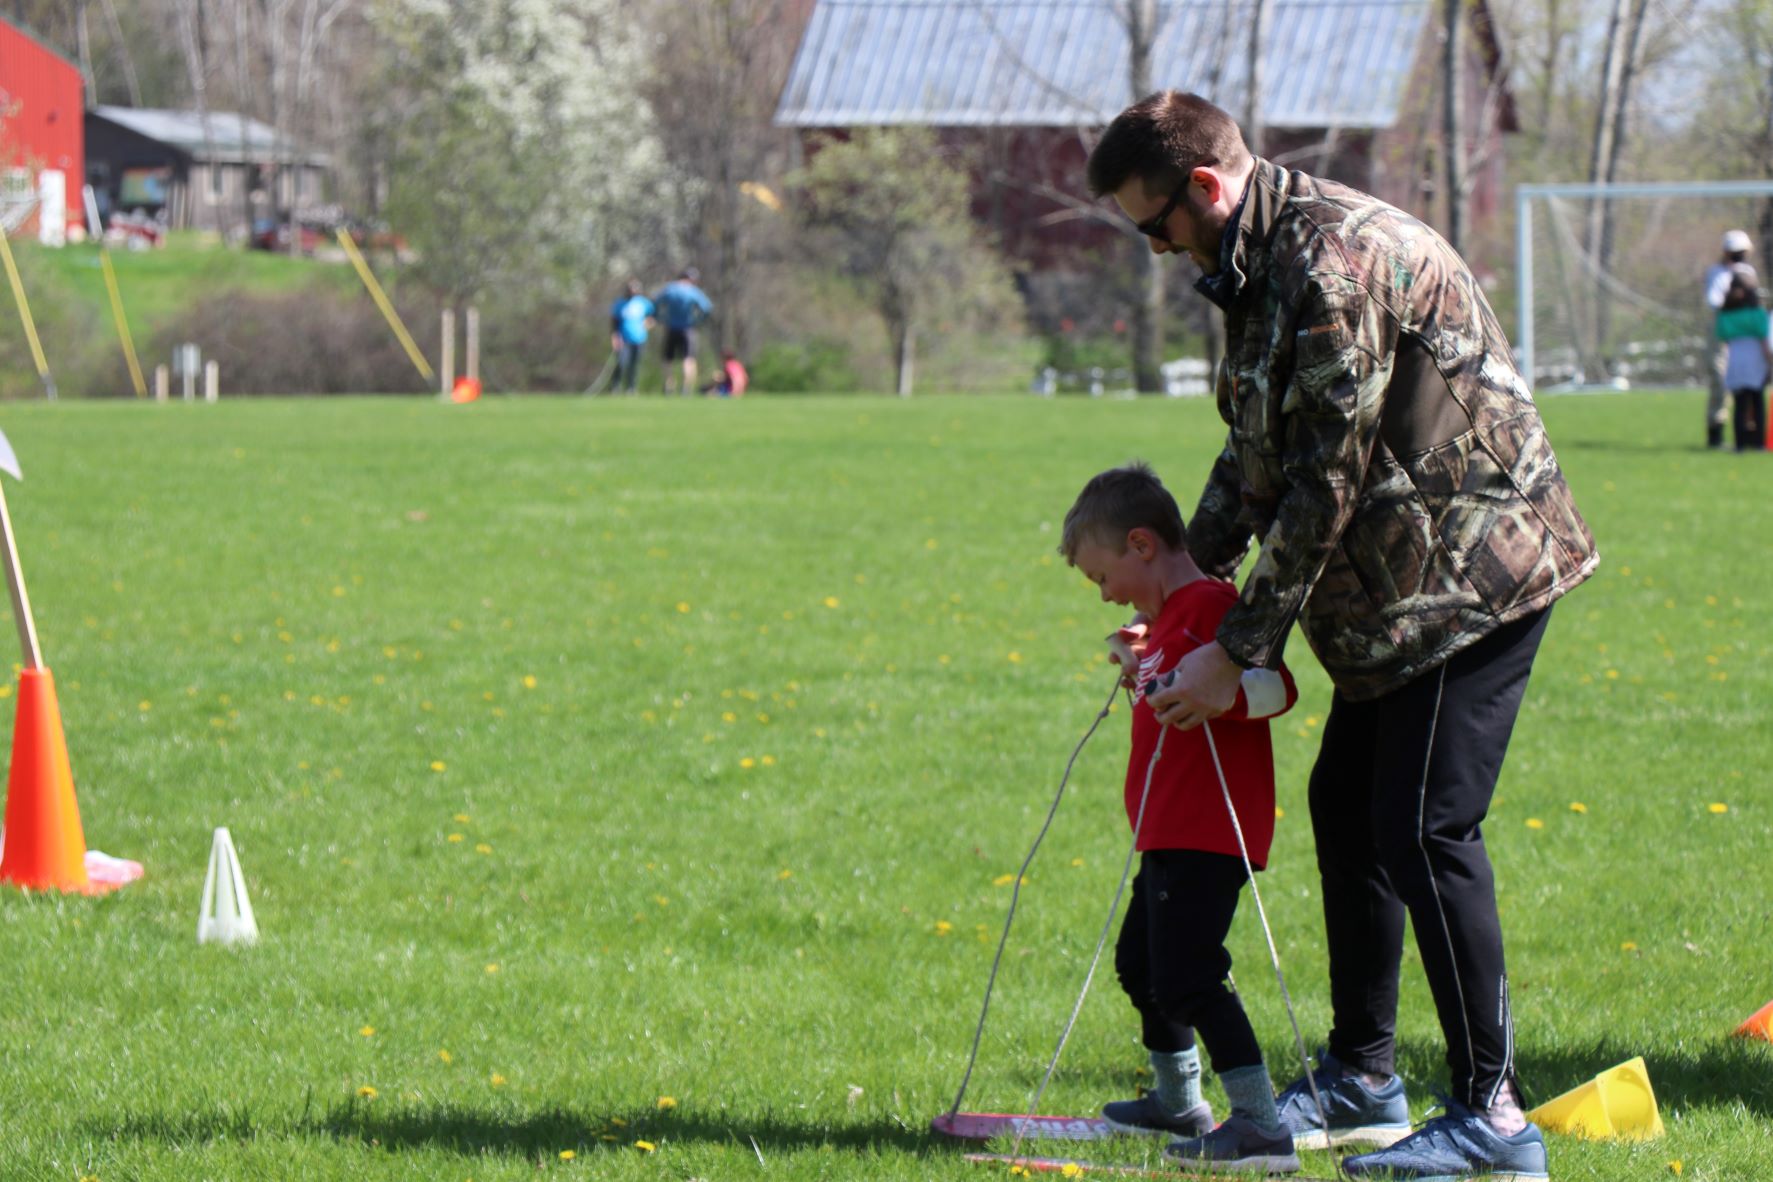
[[955, 672, 1347, 1180], [1202, 719, 1346, 1181], [946, 674, 1125, 1119], [1007, 690, 1161, 1163]]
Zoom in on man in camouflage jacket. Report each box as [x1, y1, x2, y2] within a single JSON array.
[[1086, 92, 1596, 1180]]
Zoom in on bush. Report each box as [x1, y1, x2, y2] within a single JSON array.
[[146, 284, 441, 395], [747, 338, 862, 393]]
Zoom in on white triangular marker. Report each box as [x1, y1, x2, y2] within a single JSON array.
[[198, 827, 259, 945], [0, 426, 20, 481]]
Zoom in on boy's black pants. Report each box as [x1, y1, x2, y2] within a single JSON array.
[[1732, 386, 1766, 450], [1115, 848, 1263, 1073], [1308, 607, 1550, 1110]]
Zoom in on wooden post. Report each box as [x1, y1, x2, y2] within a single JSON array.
[[440, 308, 455, 398], [154, 364, 169, 403], [465, 305, 480, 382], [204, 360, 219, 403], [0, 482, 42, 669]]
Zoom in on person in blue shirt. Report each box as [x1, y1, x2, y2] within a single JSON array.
[[608, 279, 656, 394], [653, 266, 714, 395]]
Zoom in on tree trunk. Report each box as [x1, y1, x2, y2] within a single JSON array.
[[1246, 0, 1267, 157], [1442, 0, 1465, 253], [75, 1, 97, 100], [1125, 0, 1163, 392], [1592, 0, 1650, 369], [99, 0, 143, 106], [895, 320, 915, 397]]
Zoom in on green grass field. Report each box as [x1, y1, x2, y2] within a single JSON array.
[[0, 392, 1766, 1181]]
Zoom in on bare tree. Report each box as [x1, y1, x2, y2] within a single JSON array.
[[641, 0, 801, 357], [172, 0, 222, 232], [1444, 0, 1466, 252]]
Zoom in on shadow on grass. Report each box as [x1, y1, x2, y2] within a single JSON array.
[[95, 1096, 938, 1162], [1385, 1037, 1773, 1120], [1555, 437, 1714, 456]]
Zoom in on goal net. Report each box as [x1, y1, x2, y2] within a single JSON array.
[[1515, 181, 1773, 391]]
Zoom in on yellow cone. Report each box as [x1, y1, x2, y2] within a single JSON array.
[[1527, 1056, 1664, 1141]]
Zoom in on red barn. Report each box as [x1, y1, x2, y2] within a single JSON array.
[[0, 16, 84, 236]]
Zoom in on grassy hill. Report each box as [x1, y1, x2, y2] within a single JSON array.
[[0, 235, 363, 398]]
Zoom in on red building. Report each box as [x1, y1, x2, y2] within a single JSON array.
[[0, 16, 84, 235]]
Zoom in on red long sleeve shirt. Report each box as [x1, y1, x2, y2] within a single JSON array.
[[1125, 579, 1298, 866]]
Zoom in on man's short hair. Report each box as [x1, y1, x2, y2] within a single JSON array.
[[1060, 461, 1187, 561], [1086, 91, 1253, 198]]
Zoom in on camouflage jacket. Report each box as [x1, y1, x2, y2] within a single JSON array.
[[1187, 160, 1599, 700]]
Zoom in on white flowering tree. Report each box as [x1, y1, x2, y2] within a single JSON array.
[[376, 0, 681, 308]]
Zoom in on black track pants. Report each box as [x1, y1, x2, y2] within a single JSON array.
[[1115, 848, 1264, 1074], [1308, 608, 1551, 1109]]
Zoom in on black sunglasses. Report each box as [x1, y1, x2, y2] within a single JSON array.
[[1134, 180, 1190, 242]]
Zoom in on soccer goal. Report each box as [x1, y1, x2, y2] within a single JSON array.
[[1515, 180, 1773, 391]]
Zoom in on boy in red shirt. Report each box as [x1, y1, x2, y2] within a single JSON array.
[[1061, 462, 1300, 1174]]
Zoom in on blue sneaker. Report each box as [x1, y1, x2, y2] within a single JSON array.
[[1164, 1113, 1300, 1174], [1275, 1050, 1411, 1150], [1101, 1094, 1215, 1137], [1342, 1099, 1548, 1181]]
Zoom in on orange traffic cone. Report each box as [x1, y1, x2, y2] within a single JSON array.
[[450, 377, 482, 403], [0, 667, 105, 893], [1736, 998, 1773, 1042]]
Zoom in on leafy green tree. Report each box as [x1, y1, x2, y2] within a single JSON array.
[[791, 129, 1021, 396]]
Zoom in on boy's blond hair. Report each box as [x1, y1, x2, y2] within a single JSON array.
[[1059, 461, 1188, 562]]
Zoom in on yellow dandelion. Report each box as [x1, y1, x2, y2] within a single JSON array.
[[447, 833, 465, 843], [430, 760, 446, 772], [722, 711, 737, 723], [1011, 1168, 1031, 1178], [934, 920, 954, 935], [485, 963, 500, 974], [740, 757, 756, 769], [359, 1025, 376, 1037], [657, 1095, 677, 1109], [454, 813, 470, 823], [824, 596, 840, 608], [1709, 803, 1729, 814], [1525, 818, 1544, 830], [610, 1117, 628, 1127], [1622, 941, 1639, 952], [1062, 1165, 1083, 1178], [490, 1072, 507, 1086], [654, 895, 670, 906], [475, 843, 492, 854], [138, 700, 151, 712], [1569, 802, 1588, 814], [1007, 651, 1022, 663], [439, 1049, 453, 1063], [778, 869, 793, 880], [635, 1140, 656, 1152], [1669, 1161, 1683, 1176], [761, 754, 776, 766], [559, 1149, 576, 1160], [522, 674, 537, 688], [357, 1085, 378, 1099], [1070, 857, 1084, 867], [1275, 806, 1286, 819], [992, 873, 1027, 887], [676, 601, 691, 613]]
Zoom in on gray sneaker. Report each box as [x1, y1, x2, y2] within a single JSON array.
[[1164, 1113, 1301, 1174], [1101, 1094, 1214, 1137], [1275, 1049, 1412, 1150], [1342, 1097, 1548, 1180]]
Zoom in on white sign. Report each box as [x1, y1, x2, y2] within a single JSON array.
[[35, 170, 65, 248]]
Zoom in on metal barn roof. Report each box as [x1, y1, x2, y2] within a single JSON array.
[[776, 0, 1430, 130], [90, 106, 330, 166]]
